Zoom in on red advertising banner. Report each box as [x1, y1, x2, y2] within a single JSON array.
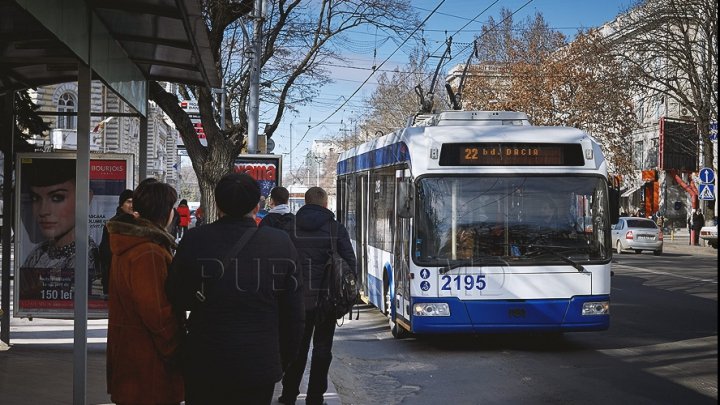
[[233, 154, 282, 199], [14, 153, 134, 319], [90, 160, 128, 180]]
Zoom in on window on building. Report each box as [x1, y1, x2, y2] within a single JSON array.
[[645, 138, 658, 168], [635, 103, 645, 123], [633, 140, 644, 169], [57, 92, 76, 129]]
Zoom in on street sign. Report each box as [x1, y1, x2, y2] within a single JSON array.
[[698, 183, 715, 201], [180, 100, 208, 146], [699, 167, 715, 184], [710, 121, 717, 141]]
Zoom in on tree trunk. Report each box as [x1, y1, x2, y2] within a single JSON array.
[[149, 81, 244, 224]]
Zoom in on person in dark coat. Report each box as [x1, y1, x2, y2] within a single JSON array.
[[166, 173, 304, 405], [280, 186, 357, 405], [692, 209, 705, 245], [98, 189, 134, 295], [259, 186, 295, 231], [168, 207, 181, 239]]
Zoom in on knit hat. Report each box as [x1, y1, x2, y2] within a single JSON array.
[[118, 189, 133, 207], [214, 173, 261, 217]]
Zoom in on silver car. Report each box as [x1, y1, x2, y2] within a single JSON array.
[[611, 217, 663, 255]]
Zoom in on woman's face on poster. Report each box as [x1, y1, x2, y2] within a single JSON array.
[[30, 179, 76, 246]]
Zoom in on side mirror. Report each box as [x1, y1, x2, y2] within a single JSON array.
[[397, 179, 415, 218], [609, 187, 620, 225]]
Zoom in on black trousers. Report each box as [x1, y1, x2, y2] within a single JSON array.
[[185, 378, 274, 405], [281, 308, 337, 405]]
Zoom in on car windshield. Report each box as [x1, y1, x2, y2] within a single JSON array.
[[414, 175, 612, 266]]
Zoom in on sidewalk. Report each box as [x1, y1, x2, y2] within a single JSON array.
[[660, 228, 717, 256], [0, 314, 341, 405]]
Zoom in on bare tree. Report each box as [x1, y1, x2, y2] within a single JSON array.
[[606, 0, 718, 168], [150, 0, 417, 220], [358, 51, 437, 141]]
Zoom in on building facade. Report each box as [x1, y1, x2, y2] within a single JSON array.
[[29, 81, 181, 191]]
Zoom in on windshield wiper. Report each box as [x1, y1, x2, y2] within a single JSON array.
[[526, 244, 586, 272], [439, 256, 507, 274]]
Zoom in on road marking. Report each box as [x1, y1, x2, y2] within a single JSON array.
[[614, 264, 718, 284]]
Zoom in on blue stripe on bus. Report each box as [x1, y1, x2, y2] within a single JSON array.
[[410, 295, 610, 334], [337, 142, 410, 175]]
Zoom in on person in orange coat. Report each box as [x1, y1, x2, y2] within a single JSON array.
[[106, 180, 184, 405]]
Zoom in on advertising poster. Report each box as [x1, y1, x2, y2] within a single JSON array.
[[14, 153, 133, 318], [233, 154, 282, 199]]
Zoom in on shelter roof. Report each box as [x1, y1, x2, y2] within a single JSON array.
[[0, 0, 251, 95]]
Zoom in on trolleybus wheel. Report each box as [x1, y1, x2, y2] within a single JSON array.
[[390, 313, 410, 339]]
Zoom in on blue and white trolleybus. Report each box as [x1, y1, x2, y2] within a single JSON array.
[[336, 111, 617, 338]]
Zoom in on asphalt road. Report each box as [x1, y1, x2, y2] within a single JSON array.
[[329, 250, 718, 405]]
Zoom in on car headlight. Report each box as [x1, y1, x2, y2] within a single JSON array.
[[413, 303, 450, 317], [582, 301, 609, 315]]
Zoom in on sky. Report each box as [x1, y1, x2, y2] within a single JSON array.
[[269, 0, 637, 173]]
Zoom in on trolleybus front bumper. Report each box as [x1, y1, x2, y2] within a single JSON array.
[[409, 295, 610, 334]]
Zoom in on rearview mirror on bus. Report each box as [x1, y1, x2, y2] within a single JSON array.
[[397, 180, 415, 218], [609, 186, 620, 224]]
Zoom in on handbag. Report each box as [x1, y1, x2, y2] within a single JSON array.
[[195, 227, 257, 303]]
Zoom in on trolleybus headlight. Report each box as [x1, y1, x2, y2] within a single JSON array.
[[582, 301, 609, 315], [413, 303, 450, 317]]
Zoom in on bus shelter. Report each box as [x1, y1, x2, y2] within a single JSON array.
[[0, 1, 244, 403]]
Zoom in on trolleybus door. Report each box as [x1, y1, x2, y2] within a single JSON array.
[[393, 169, 413, 321], [357, 172, 369, 298]]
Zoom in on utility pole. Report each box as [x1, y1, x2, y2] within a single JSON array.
[[289, 121, 293, 175], [247, 0, 263, 154]]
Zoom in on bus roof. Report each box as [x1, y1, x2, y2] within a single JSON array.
[[337, 111, 606, 176]]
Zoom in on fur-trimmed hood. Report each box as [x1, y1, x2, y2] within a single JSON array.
[[107, 217, 176, 257]]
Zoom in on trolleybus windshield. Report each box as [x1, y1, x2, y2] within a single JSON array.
[[414, 175, 611, 266]]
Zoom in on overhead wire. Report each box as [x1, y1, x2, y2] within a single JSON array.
[[426, 0, 500, 58], [288, 0, 448, 157], [411, 0, 535, 98], [288, 0, 536, 157], [439, 0, 535, 76]]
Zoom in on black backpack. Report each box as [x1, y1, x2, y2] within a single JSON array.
[[316, 221, 359, 324]]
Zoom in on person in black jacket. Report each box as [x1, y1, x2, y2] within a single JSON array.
[[98, 189, 134, 295], [166, 173, 304, 405], [692, 209, 705, 245], [259, 186, 295, 231], [279, 186, 357, 405]]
